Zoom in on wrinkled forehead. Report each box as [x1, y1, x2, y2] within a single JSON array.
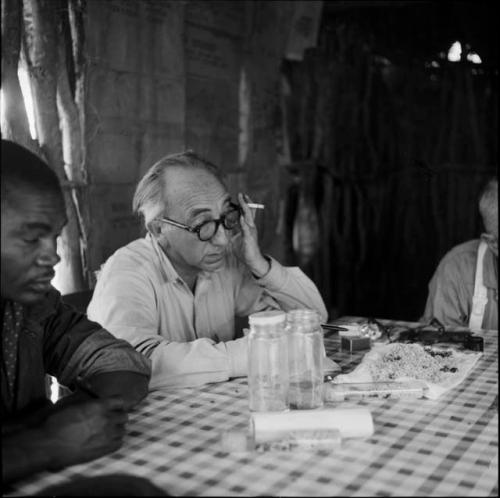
[[162, 167, 229, 215]]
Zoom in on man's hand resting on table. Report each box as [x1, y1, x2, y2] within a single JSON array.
[[43, 397, 128, 469], [2, 397, 128, 483]]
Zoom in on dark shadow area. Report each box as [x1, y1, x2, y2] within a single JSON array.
[[281, 0, 497, 321]]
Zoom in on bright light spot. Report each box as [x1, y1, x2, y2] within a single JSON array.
[[51, 263, 64, 293], [51, 236, 64, 293], [467, 52, 482, 64], [17, 66, 37, 139], [447, 41, 462, 62], [431, 60, 440, 68], [50, 376, 60, 403]]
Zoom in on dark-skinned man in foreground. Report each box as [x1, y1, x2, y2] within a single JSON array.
[[1, 139, 161, 493]]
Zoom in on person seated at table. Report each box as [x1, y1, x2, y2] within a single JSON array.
[[1, 140, 152, 485], [87, 151, 328, 389], [421, 177, 498, 330]]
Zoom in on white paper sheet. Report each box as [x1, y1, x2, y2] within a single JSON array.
[[333, 343, 482, 400]]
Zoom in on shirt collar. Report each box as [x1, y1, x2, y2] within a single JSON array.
[[147, 233, 182, 283], [26, 288, 59, 321], [3, 288, 60, 334]]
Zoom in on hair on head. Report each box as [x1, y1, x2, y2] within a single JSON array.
[[1, 139, 62, 202], [133, 150, 226, 230]]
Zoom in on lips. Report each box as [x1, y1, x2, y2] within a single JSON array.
[[205, 253, 224, 263], [32, 272, 55, 284], [28, 273, 55, 291], [29, 281, 51, 290]]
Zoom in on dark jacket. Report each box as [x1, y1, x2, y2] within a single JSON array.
[[1, 287, 151, 419]]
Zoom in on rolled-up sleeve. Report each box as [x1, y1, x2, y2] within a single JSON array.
[[42, 295, 151, 388], [147, 336, 248, 390], [57, 328, 152, 388]]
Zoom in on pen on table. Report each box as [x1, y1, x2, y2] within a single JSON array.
[[246, 203, 265, 210], [321, 324, 349, 332]]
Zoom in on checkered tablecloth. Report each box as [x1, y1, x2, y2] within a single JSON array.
[[4, 320, 498, 497]]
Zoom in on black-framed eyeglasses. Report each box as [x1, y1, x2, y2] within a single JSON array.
[[157, 203, 242, 242]]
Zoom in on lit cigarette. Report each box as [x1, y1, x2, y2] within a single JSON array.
[[247, 203, 265, 210]]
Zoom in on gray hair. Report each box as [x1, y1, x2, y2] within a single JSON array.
[[132, 150, 226, 230], [479, 177, 498, 235]]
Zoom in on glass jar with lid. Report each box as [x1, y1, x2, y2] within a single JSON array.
[[247, 310, 289, 412], [286, 309, 324, 409]]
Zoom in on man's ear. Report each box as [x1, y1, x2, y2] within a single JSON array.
[[481, 232, 495, 244], [148, 220, 162, 238], [149, 220, 171, 248], [481, 231, 498, 253]]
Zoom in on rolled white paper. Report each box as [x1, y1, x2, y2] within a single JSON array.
[[250, 407, 374, 443]]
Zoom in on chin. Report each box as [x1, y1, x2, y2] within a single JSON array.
[[13, 289, 49, 305], [202, 258, 226, 273]]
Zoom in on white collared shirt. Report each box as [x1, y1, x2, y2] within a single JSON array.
[[422, 239, 498, 330], [87, 234, 328, 389]]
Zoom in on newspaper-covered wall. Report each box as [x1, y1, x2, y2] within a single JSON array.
[[84, 0, 298, 272], [185, 1, 242, 170], [185, 0, 295, 259], [242, 1, 295, 258], [84, 0, 185, 273]]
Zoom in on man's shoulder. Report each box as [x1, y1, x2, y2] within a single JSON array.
[[103, 237, 155, 271], [441, 239, 480, 264], [24, 288, 102, 341], [435, 239, 479, 280]]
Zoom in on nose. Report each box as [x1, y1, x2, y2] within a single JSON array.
[[211, 221, 229, 247], [36, 238, 61, 267]]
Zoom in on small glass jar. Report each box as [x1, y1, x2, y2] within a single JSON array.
[[286, 309, 324, 409], [247, 310, 289, 412]]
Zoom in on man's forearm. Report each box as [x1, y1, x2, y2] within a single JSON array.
[[2, 428, 54, 484], [248, 253, 272, 278], [85, 370, 149, 409]]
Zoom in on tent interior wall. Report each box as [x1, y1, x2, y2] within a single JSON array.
[[1, 0, 497, 322]]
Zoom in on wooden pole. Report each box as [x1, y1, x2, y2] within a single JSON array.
[[1, 0, 34, 148], [22, 0, 85, 293]]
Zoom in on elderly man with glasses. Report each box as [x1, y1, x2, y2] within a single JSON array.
[[88, 151, 327, 389], [421, 177, 498, 331]]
